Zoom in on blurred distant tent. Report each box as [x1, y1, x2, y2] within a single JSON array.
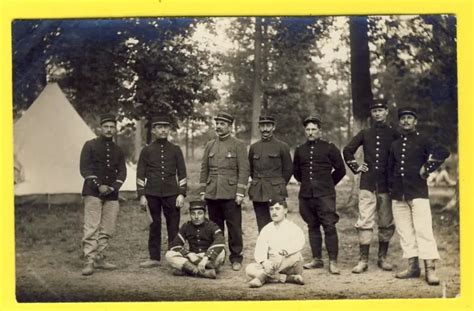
[[14, 83, 136, 204]]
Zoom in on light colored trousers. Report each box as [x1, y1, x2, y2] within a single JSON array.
[[82, 196, 120, 262], [165, 250, 226, 270], [355, 190, 395, 244], [392, 198, 440, 260], [245, 253, 303, 283]]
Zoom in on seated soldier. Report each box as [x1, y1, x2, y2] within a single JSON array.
[[245, 199, 306, 288], [165, 200, 226, 279]]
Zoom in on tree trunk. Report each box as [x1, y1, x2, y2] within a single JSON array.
[[349, 16, 372, 123], [134, 119, 144, 163], [346, 16, 373, 207], [250, 17, 263, 144]]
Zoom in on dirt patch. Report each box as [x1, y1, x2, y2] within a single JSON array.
[[15, 182, 460, 302]]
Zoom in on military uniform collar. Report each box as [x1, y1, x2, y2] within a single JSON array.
[[402, 130, 419, 137], [218, 133, 231, 141], [261, 136, 274, 142], [154, 138, 168, 144], [373, 121, 388, 128], [306, 138, 320, 145], [99, 135, 113, 142]]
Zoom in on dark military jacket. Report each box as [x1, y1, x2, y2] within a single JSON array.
[[293, 139, 346, 198], [388, 130, 450, 201], [343, 122, 399, 192], [79, 135, 127, 200], [169, 219, 225, 261], [248, 136, 293, 202], [199, 135, 250, 200], [136, 138, 187, 198]]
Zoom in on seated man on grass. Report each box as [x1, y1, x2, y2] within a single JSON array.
[[245, 199, 306, 288], [165, 200, 225, 279]]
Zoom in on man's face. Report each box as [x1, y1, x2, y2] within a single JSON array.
[[399, 114, 417, 132], [370, 107, 388, 123], [100, 121, 117, 138], [215, 120, 231, 136], [270, 203, 287, 223], [190, 209, 206, 226], [152, 124, 170, 139], [305, 122, 320, 141], [258, 123, 275, 139]]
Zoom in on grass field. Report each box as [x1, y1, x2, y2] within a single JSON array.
[[14, 159, 460, 302]]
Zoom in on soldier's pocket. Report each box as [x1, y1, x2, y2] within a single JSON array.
[[225, 150, 237, 167], [271, 180, 286, 195], [268, 153, 281, 167]]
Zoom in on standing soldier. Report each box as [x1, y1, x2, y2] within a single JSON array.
[[343, 99, 399, 274], [293, 115, 346, 275], [137, 116, 187, 268], [248, 115, 293, 232], [199, 112, 250, 271], [80, 113, 127, 276], [388, 106, 449, 286]]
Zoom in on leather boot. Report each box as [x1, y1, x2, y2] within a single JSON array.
[[198, 268, 217, 279], [329, 260, 341, 275], [395, 257, 420, 279], [424, 259, 440, 286], [249, 272, 267, 288], [377, 242, 393, 271], [352, 244, 369, 274], [81, 261, 95, 276], [182, 261, 199, 276]]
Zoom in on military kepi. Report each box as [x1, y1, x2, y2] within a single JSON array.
[[151, 116, 172, 127], [214, 112, 234, 124], [303, 114, 322, 126], [100, 113, 117, 125], [370, 99, 388, 110], [258, 115, 275, 124], [398, 106, 417, 119], [189, 200, 206, 211]]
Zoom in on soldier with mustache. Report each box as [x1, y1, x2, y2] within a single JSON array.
[[293, 115, 346, 275], [248, 115, 293, 232]]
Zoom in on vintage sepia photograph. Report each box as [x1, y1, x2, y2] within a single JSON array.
[[12, 15, 459, 302]]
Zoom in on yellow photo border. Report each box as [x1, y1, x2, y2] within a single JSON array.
[[1, 0, 472, 310]]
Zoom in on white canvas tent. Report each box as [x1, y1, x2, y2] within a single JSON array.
[[14, 83, 136, 203]]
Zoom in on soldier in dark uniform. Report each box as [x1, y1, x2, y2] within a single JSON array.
[[80, 113, 127, 276], [136, 116, 187, 268], [199, 112, 250, 271], [388, 106, 449, 286], [293, 115, 346, 275], [165, 200, 226, 279], [343, 99, 399, 274], [248, 115, 293, 232]]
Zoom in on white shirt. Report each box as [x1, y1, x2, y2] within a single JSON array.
[[254, 218, 305, 264]]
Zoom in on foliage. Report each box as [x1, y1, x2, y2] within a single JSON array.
[[12, 18, 218, 129]]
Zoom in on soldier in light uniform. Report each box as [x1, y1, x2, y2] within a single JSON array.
[[245, 200, 306, 288], [165, 200, 226, 279], [136, 116, 187, 268], [80, 113, 127, 276], [343, 99, 399, 273], [199, 112, 250, 271], [248, 115, 293, 232], [293, 115, 346, 275], [388, 106, 449, 286]]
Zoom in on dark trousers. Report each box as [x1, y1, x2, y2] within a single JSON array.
[[146, 195, 180, 261], [299, 195, 339, 261], [206, 199, 243, 264], [253, 201, 272, 232]]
